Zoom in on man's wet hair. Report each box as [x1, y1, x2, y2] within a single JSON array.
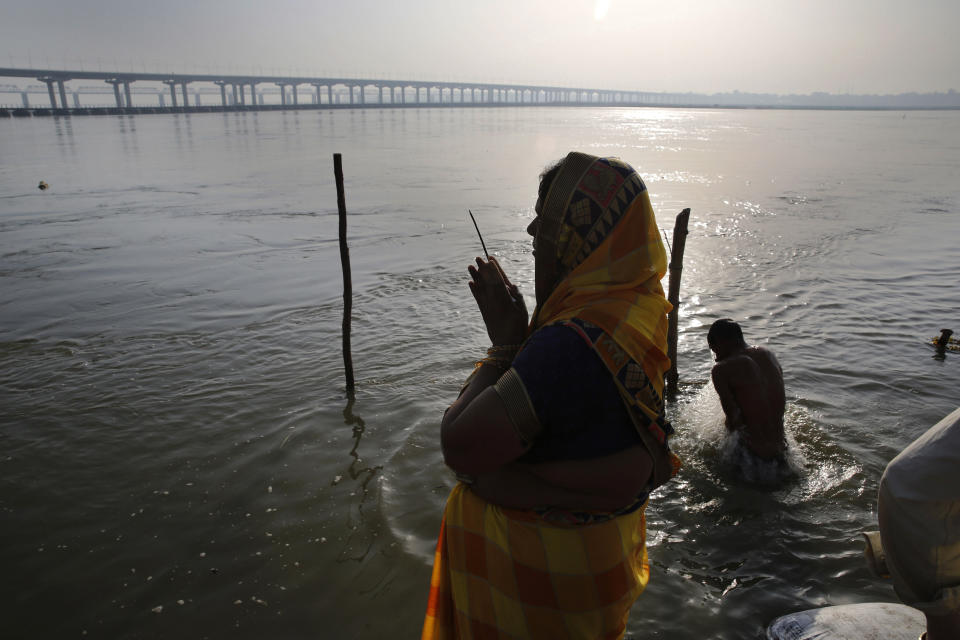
[[708, 318, 747, 349]]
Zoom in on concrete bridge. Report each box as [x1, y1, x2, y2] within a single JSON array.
[[0, 67, 700, 115]]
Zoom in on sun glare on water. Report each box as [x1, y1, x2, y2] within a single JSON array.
[[594, 0, 610, 21]]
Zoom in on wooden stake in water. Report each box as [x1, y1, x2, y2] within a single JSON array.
[[468, 209, 490, 260], [666, 208, 691, 399], [334, 153, 355, 394]]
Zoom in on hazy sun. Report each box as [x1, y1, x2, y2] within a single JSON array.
[[594, 0, 610, 21]]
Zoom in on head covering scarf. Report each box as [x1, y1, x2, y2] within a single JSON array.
[[531, 152, 672, 396]]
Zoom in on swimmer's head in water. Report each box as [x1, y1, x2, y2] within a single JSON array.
[[708, 318, 747, 356]]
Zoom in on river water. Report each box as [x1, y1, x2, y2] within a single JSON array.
[[1, 107, 958, 639]]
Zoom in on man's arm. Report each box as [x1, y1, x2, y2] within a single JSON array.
[[712, 364, 743, 432]]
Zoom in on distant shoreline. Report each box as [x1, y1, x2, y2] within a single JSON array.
[[3, 103, 959, 119]]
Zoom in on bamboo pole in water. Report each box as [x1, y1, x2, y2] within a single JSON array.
[[666, 208, 691, 399], [334, 153, 355, 394]]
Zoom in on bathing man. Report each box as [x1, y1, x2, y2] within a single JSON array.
[[708, 319, 786, 460]]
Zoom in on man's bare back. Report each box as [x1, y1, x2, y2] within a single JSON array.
[[707, 320, 786, 460]]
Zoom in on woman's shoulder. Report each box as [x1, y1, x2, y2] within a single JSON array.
[[513, 320, 617, 397], [514, 321, 598, 372], [525, 321, 592, 350]]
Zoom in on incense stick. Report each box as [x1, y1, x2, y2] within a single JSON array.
[[468, 209, 490, 260]]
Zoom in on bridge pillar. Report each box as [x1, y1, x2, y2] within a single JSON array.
[[124, 82, 132, 108], [42, 79, 57, 108], [379, 85, 384, 104], [327, 85, 332, 104], [250, 83, 256, 104], [238, 84, 245, 105], [73, 92, 81, 108], [57, 80, 68, 110], [194, 93, 201, 107], [292, 84, 299, 105], [105, 79, 124, 108], [163, 81, 178, 108], [215, 81, 227, 107], [21, 92, 30, 108]]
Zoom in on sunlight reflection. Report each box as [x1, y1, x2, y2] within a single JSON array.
[[594, 0, 610, 21]]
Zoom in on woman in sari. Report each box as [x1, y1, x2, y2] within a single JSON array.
[[423, 152, 680, 640]]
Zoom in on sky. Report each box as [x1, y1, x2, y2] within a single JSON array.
[[1, 0, 958, 95]]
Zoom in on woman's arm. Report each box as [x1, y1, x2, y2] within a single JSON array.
[[441, 366, 530, 475], [441, 257, 530, 475], [470, 446, 653, 511]]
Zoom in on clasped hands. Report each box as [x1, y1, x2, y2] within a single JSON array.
[[467, 256, 528, 347]]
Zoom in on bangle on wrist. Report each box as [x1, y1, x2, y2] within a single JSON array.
[[487, 344, 520, 357], [474, 355, 512, 370]]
